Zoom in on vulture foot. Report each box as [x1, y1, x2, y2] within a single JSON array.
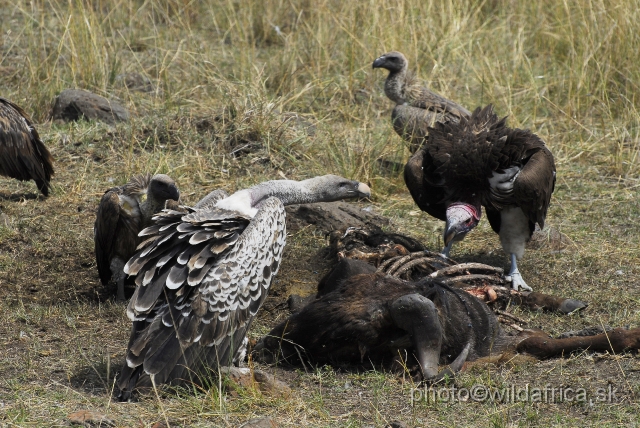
[[505, 271, 532, 292], [506, 254, 532, 291]]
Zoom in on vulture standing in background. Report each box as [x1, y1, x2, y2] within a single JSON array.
[[408, 105, 555, 291], [94, 174, 180, 301], [117, 175, 371, 399], [0, 98, 54, 196], [372, 51, 471, 153]]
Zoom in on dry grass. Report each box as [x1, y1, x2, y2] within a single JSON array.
[[1, 0, 640, 426]]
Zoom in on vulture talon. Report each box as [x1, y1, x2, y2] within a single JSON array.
[[506, 272, 532, 292]]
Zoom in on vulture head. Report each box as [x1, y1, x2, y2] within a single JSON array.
[[302, 174, 371, 202], [372, 51, 408, 73], [148, 174, 180, 203], [443, 202, 481, 254]]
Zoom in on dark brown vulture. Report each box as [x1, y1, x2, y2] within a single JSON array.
[[372, 51, 471, 153], [0, 98, 54, 196], [406, 105, 556, 291], [94, 174, 180, 301], [117, 175, 371, 399]]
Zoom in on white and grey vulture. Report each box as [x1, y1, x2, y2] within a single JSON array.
[[117, 174, 371, 399], [408, 105, 555, 291], [94, 174, 180, 301], [372, 51, 471, 153], [0, 98, 54, 196]]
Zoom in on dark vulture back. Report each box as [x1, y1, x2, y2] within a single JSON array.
[[411, 105, 555, 230], [0, 98, 54, 196]]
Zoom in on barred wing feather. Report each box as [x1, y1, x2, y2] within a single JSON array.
[[119, 197, 286, 391]]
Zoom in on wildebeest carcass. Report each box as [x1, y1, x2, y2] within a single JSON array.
[[255, 259, 640, 382]]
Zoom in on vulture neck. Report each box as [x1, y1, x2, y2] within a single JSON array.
[[139, 195, 167, 228], [384, 67, 409, 105], [216, 178, 336, 218]]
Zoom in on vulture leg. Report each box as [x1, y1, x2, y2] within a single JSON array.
[[390, 294, 469, 381], [110, 257, 127, 302], [505, 253, 532, 292]]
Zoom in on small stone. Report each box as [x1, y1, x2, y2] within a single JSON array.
[[68, 410, 115, 427], [219, 367, 291, 398], [252, 369, 291, 397], [239, 417, 279, 428]]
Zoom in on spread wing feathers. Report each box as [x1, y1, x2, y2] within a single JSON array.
[[94, 188, 140, 284], [0, 98, 54, 196], [194, 189, 230, 210], [120, 197, 286, 388]]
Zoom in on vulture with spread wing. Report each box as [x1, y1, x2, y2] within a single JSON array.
[[94, 174, 180, 301], [372, 51, 470, 153], [117, 175, 371, 399], [0, 98, 54, 196], [408, 105, 555, 291]]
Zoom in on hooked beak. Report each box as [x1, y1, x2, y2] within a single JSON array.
[[443, 217, 472, 248], [356, 182, 372, 198], [169, 187, 181, 202], [372, 57, 385, 69], [443, 221, 458, 248]]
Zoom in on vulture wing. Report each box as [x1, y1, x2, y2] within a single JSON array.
[[118, 197, 286, 393], [393, 85, 471, 153], [94, 188, 140, 285], [0, 98, 54, 195], [512, 137, 556, 229], [404, 149, 447, 221], [408, 85, 471, 118]]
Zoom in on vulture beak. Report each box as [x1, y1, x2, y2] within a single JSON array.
[[172, 187, 181, 201], [372, 56, 385, 69], [356, 182, 372, 199], [443, 221, 458, 248]]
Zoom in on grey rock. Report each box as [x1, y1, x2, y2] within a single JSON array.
[[240, 418, 279, 428], [285, 201, 389, 234], [52, 89, 129, 124]]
